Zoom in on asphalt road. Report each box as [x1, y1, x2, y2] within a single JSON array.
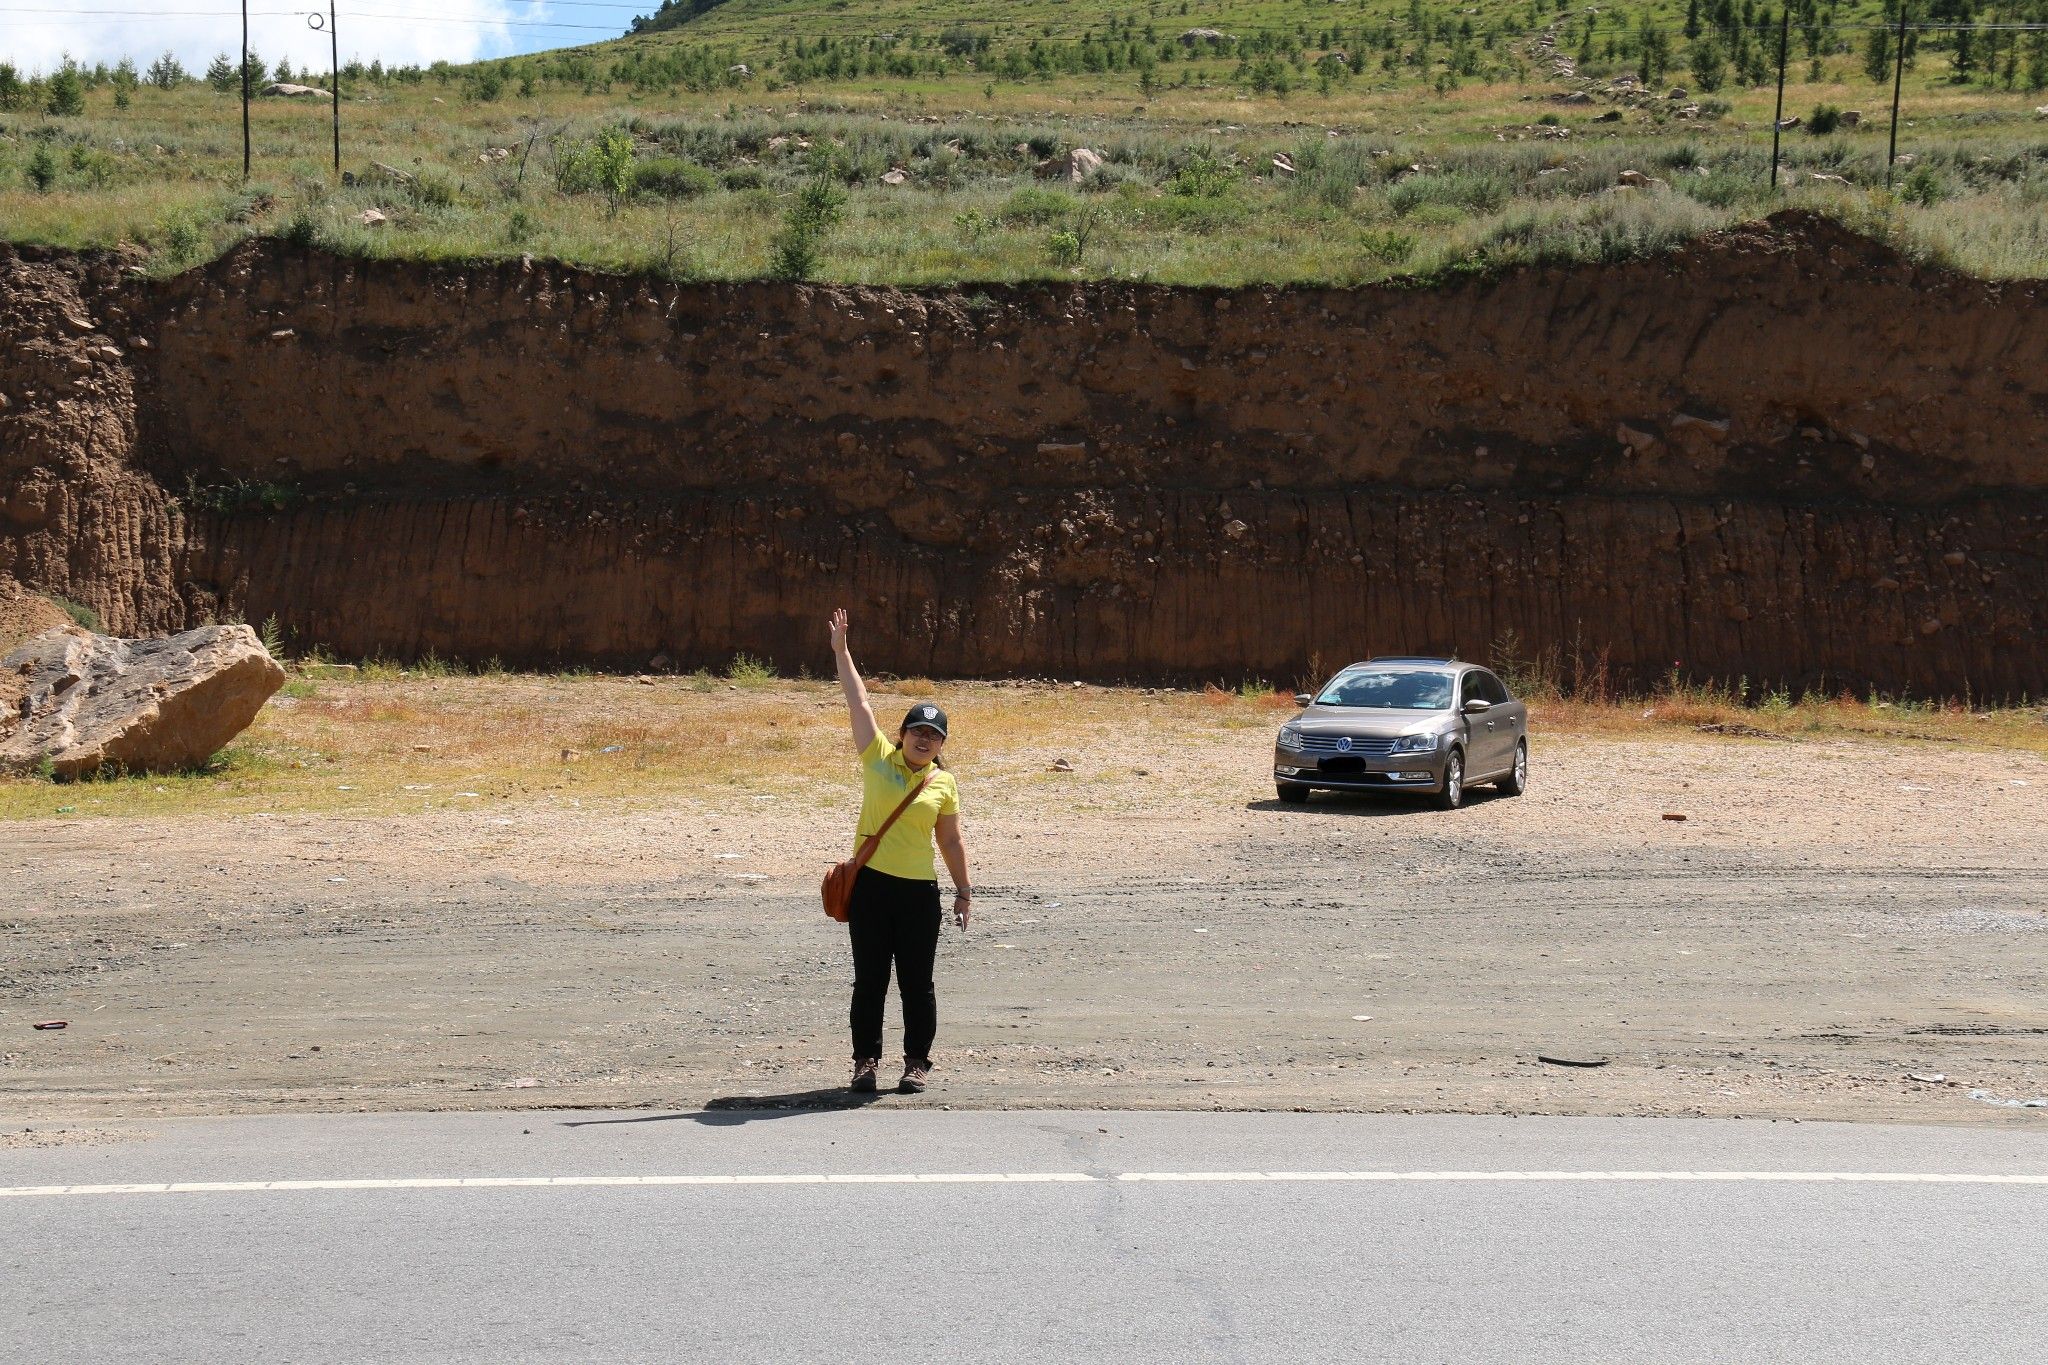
[[4, 1110, 2045, 1363]]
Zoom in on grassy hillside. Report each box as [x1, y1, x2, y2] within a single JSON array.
[[1, 0, 2044, 284]]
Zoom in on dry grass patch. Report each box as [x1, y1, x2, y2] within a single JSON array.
[[2, 668, 2041, 822]]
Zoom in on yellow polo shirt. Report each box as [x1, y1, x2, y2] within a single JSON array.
[[855, 734, 959, 881]]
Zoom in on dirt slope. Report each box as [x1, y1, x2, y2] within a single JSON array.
[[3, 213, 2044, 693]]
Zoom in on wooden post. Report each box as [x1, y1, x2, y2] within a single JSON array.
[[329, 2, 341, 175], [1887, 2, 1909, 189], [241, 0, 252, 179], [1770, 7, 1789, 189]]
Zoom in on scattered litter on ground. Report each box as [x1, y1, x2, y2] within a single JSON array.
[[598, 745, 625, 754], [1537, 1053, 1609, 1067], [32, 1020, 67, 1030], [1908, 1073, 1949, 1084], [1662, 812, 1687, 821], [500, 1077, 540, 1089], [1694, 723, 1788, 740], [1968, 1089, 2047, 1109], [1351, 1015, 1374, 1022], [1050, 757, 1074, 772]]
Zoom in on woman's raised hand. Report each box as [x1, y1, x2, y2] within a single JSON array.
[[828, 607, 850, 655]]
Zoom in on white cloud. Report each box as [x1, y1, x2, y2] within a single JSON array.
[[0, 2, 612, 78]]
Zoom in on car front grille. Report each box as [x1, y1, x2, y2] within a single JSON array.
[[1296, 734, 1398, 756]]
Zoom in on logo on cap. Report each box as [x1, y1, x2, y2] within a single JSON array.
[[920, 706, 936, 720]]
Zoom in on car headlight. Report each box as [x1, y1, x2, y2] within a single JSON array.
[[1278, 725, 1304, 752], [1391, 733, 1439, 754]]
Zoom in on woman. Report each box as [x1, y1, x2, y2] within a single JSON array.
[[829, 607, 971, 1095]]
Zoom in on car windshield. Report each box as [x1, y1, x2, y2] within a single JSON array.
[[1315, 669, 1454, 711]]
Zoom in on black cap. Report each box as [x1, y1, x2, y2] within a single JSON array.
[[902, 703, 948, 738]]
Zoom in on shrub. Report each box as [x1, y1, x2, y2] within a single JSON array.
[[1047, 228, 1082, 266], [26, 144, 57, 193], [1166, 149, 1234, 197], [46, 66, 85, 117], [768, 176, 845, 281], [634, 155, 717, 199], [280, 209, 319, 247], [726, 653, 776, 686], [998, 185, 1072, 225], [162, 215, 205, 260], [1900, 164, 1948, 207], [1807, 104, 1842, 136], [51, 595, 100, 631], [719, 165, 765, 191], [1357, 227, 1417, 263]]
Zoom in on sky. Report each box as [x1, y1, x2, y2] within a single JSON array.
[[1, 1, 652, 76]]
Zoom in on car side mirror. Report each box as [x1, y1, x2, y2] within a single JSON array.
[[1462, 698, 1492, 714], [1293, 693, 1311, 708]]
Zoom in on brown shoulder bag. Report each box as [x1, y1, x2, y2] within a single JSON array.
[[822, 772, 931, 922]]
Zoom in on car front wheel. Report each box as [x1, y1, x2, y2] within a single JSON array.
[[1434, 749, 1465, 810], [1276, 782, 1311, 804], [1497, 740, 1528, 797]]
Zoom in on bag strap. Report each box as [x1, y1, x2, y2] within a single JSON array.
[[850, 771, 933, 873]]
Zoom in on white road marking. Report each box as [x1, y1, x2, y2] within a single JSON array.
[[2, 1170, 2045, 1199]]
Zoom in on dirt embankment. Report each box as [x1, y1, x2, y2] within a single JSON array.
[[3, 213, 2044, 692]]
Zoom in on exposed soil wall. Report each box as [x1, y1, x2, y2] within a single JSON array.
[[4, 212, 2044, 694]]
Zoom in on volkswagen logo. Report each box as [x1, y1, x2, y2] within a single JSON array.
[[1337, 736, 1353, 753]]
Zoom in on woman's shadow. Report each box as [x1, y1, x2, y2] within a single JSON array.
[[559, 1089, 887, 1129]]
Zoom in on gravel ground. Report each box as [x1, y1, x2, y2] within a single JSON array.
[[4, 723, 2046, 1127]]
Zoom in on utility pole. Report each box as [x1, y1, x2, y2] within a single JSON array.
[[1887, 2, 1909, 189], [241, 0, 252, 179], [328, 2, 340, 174], [1769, 7, 1789, 189]]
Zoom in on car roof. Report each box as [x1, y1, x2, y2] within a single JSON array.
[[1351, 656, 1462, 668]]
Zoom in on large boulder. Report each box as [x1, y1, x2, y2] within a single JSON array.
[[1, 624, 285, 778], [1035, 147, 1105, 183]]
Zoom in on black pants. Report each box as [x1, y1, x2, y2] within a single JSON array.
[[847, 866, 941, 1065]]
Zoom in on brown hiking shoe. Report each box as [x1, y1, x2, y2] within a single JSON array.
[[850, 1058, 880, 1094], [898, 1062, 930, 1094]]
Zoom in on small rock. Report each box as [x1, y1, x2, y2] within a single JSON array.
[[880, 167, 908, 186], [1616, 423, 1661, 455], [355, 208, 388, 228], [1271, 152, 1296, 176], [1050, 757, 1074, 773], [1223, 519, 1248, 538]]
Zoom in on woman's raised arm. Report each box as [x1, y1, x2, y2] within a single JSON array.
[[829, 607, 879, 754]]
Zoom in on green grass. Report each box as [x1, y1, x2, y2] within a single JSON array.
[[2, 1, 2045, 284]]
